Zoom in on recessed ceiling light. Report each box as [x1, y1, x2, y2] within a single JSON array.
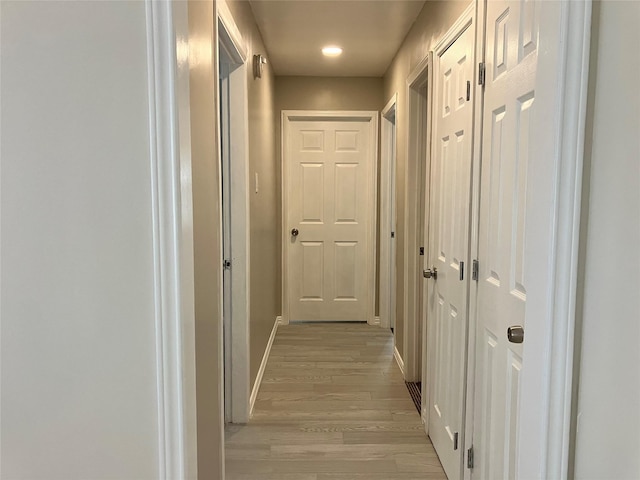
[[322, 46, 343, 57]]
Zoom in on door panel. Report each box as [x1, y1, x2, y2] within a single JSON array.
[[285, 117, 375, 322], [472, 1, 538, 478], [301, 241, 324, 300], [334, 163, 359, 222], [427, 18, 474, 480], [301, 162, 324, 222]]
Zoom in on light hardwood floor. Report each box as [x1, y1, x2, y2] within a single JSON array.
[[225, 322, 447, 479]]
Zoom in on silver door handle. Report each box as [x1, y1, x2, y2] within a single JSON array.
[[423, 267, 437, 279], [507, 326, 524, 344], [291, 228, 299, 237]]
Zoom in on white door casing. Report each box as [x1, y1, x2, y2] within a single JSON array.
[[380, 97, 398, 331], [150, 1, 199, 476], [427, 6, 476, 479], [282, 111, 378, 323]]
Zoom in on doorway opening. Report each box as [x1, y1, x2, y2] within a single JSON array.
[[404, 55, 433, 396], [380, 96, 398, 333], [218, 6, 251, 424]]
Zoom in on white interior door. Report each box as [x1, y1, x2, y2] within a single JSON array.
[[283, 112, 377, 323], [219, 60, 233, 423], [471, 1, 538, 478], [427, 11, 475, 480]]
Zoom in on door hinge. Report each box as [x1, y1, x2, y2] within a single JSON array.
[[419, 247, 424, 256], [467, 446, 474, 469], [478, 62, 486, 87], [459, 261, 464, 281], [453, 432, 459, 450], [472, 259, 479, 281], [223, 259, 231, 270], [391, 231, 395, 238], [466, 80, 471, 101]]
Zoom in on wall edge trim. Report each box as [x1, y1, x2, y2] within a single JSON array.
[[394, 346, 406, 379], [249, 316, 281, 417]]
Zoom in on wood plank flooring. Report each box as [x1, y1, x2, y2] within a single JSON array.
[[225, 323, 447, 480]]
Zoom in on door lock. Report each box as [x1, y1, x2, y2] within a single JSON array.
[[507, 325, 524, 344], [423, 267, 438, 279], [291, 228, 299, 237]]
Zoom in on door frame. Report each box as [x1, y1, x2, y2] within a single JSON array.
[[406, 52, 434, 424], [145, 0, 199, 476], [405, 54, 434, 384], [217, 0, 251, 424], [281, 110, 379, 325], [380, 95, 398, 331], [463, 1, 593, 479]]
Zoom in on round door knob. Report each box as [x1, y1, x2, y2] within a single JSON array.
[[507, 325, 524, 344], [423, 267, 438, 279], [291, 228, 299, 237]]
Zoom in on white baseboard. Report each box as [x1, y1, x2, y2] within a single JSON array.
[[249, 316, 280, 417], [394, 346, 405, 378]]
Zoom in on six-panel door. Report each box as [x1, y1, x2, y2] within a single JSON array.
[[285, 117, 375, 322], [427, 18, 475, 480], [472, 0, 538, 478]]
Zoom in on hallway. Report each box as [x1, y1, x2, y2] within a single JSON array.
[[224, 323, 446, 479]]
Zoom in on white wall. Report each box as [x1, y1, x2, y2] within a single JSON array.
[[1, 1, 162, 477], [573, 1, 640, 478]]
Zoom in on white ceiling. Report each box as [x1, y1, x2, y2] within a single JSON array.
[[247, 0, 427, 77]]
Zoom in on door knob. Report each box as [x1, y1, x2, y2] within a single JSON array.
[[423, 267, 437, 279], [291, 228, 299, 237], [507, 325, 524, 344]]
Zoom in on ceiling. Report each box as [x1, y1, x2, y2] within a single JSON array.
[[247, 0, 427, 77]]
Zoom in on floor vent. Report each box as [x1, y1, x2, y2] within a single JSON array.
[[405, 381, 421, 414]]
